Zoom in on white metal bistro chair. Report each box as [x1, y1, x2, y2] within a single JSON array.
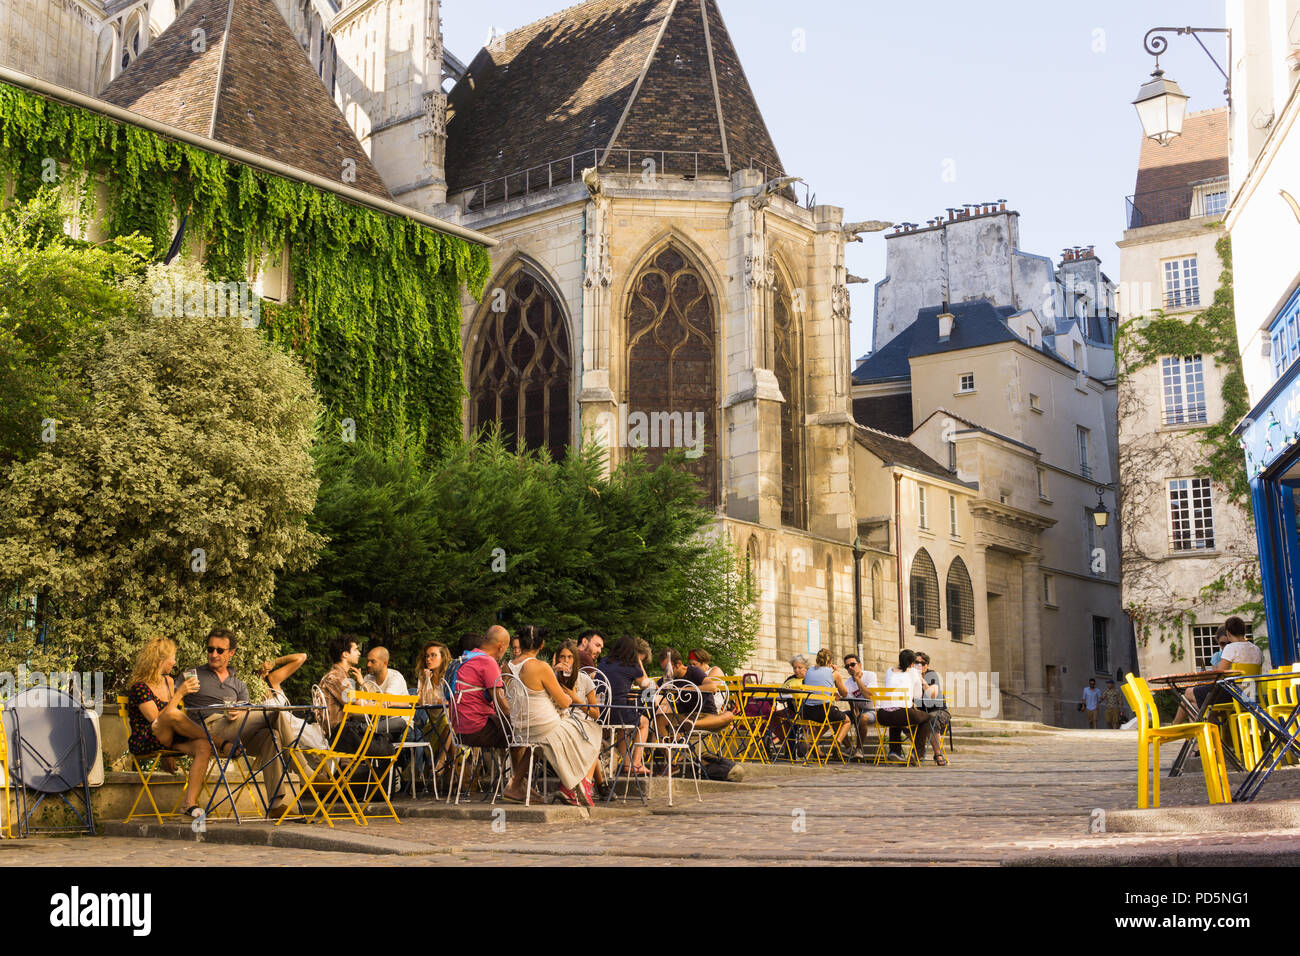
[[442, 678, 503, 805], [640, 679, 704, 807], [492, 673, 549, 806]]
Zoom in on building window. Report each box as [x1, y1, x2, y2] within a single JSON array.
[[1077, 426, 1091, 479], [948, 494, 959, 537], [1161, 356, 1208, 425], [958, 373, 975, 393], [774, 275, 805, 529], [918, 485, 928, 530], [1203, 189, 1228, 216], [1092, 617, 1109, 674], [909, 549, 940, 634], [1085, 511, 1102, 575], [1029, 393, 1042, 413], [946, 557, 974, 641], [1037, 467, 1048, 500], [470, 266, 572, 460], [1168, 477, 1216, 551], [1043, 573, 1056, 606], [1269, 286, 1300, 383], [1073, 342, 1084, 371], [1163, 257, 1200, 309], [870, 561, 883, 623], [627, 245, 718, 507]]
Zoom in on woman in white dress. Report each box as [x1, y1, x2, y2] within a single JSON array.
[[505, 626, 602, 807]]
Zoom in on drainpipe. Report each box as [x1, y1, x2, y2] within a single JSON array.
[[894, 471, 905, 650]]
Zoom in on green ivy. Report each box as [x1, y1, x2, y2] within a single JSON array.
[[0, 83, 491, 458], [1116, 233, 1261, 643]]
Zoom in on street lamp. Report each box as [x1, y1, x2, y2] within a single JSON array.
[[1133, 27, 1231, 146], [1092, 486, 1111, 529]]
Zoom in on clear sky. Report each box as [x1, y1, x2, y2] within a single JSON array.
[[441, 0, 1229, 361]]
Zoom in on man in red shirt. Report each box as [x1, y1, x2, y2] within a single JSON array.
[[576, 630, 605, 670], [451, 626, 532, 803]]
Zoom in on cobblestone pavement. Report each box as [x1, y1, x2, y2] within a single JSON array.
[[6, 730, 1300, 865]]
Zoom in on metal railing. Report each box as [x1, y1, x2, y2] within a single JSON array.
[[462, 148, 806, 213], [1162, 404, 1208, 427], [1125, 177, 1229, 229]]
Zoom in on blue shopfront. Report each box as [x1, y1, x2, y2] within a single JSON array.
[[1238, 286, 1300, 664]]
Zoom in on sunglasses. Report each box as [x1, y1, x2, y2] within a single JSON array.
[[206, 646, 229, 654]]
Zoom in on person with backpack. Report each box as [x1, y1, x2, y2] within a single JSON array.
[[448, 626, 534, 804]]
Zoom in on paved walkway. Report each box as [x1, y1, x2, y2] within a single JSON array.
[[7, 729, 1300, 865]]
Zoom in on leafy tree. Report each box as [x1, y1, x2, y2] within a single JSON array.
[[0, 188, 149, 468], [0, 258, 322, 687], [273, 430, 760, 696]]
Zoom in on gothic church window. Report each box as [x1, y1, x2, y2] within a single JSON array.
[[773, 274, 805, 528], [626, 245, 718, 507], [470, 267, 572, 460]]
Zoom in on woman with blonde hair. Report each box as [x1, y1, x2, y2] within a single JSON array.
[[126, 636, 213, 818]]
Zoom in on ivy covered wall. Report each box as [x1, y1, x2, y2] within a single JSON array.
[[0, 83, 491, 457]]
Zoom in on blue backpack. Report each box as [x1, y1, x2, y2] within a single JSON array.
[[445, 653, 492, 704]]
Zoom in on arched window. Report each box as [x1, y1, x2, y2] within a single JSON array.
[[470, 267, 572, 460], [746, 535, 760, 589], [909, 548, 940, 635], [870, 560, 883, 623], [946, 557, 975, 641], [626, 245, 717, 507], [773, 274, 804, 528], [825, 554, 835, 643]]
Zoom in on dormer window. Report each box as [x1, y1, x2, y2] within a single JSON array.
[[938, 312, 955, 340]]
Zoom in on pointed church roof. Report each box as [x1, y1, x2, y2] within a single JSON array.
[[99, 0, 390, 200], [445, 0, 785, 195]]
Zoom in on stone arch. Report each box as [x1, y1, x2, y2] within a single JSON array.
[[909, 548, 940, 635], [870, 560, 884, 623], [121, 11, 144, 70], [467, 258, 574, 460], [946, 556, 975, 641], [771, 259, 805, 528], [623, 240, 720, 507]]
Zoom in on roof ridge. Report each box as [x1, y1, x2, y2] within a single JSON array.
[[697, 0, 730, 170], [209, 0, 235, 138], [601, 0, 679, 159], [854, 422, 915, 442]]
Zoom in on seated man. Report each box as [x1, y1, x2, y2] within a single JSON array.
[[1180, 616, 1263, 721], [449, 626, 533, 804], [362, 645, 412, 737], [843, 653, 878, 759], [576, 630, 605, 670], [186, 627, 297, 817], [656, 648, 733, 738], [317, 635, 365, 735]]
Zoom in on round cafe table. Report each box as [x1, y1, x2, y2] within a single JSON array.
[[1144, 671, 1243, 777]]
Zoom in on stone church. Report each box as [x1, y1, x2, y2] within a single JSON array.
[[2, 0, 1023, 694]]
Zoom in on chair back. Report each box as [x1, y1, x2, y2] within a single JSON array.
[[497, 673, 533, 747], [116, 695, 131, 735], [310, 684, 330, 736], [652, 679, 703, 745], [867, 686, 911, 709], [441, 679, 469, 750], [1124, 674, 1161, 730], [342, 694, 418, 748], [587, 670, 616, 730]]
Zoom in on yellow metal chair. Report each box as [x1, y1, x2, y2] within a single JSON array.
[[1123, 674, 1230, 809], [348, 691, 419, 823], [116, 695, 188, 823], [866, 687, 919, 766], [1235, 665, 1300, 771], [277, 700, 374, 827], [1209, 662, 1262, 763], [0, 708, 12, 839], [788, 685, 847, 766], [717, 677, 768, 764]]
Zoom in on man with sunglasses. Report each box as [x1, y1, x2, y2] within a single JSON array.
[[188, 627, 294, 817]]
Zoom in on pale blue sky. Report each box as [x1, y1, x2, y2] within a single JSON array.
[[442, 0, 1228, 360]]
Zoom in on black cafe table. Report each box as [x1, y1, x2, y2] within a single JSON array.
[[1213, 671, 1300, 802], [188, 702, 318, 824]]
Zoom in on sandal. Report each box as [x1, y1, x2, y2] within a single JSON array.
[[934, 755, 948, 766], [179, 805, 203, 819]]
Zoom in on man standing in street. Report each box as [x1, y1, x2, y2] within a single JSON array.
[[1099, 679, 1124, 729], [1080, 678, 1102, 729]]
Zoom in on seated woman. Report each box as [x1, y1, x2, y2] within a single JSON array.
[[598, 636, 654, 777], [414, 641, 454, 784], [505, 626, 602, 807], [553, 640, 612, 799], [915, 652, 950, 765], [126, 637, 213, 819], [799, 648, 852, 753]]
